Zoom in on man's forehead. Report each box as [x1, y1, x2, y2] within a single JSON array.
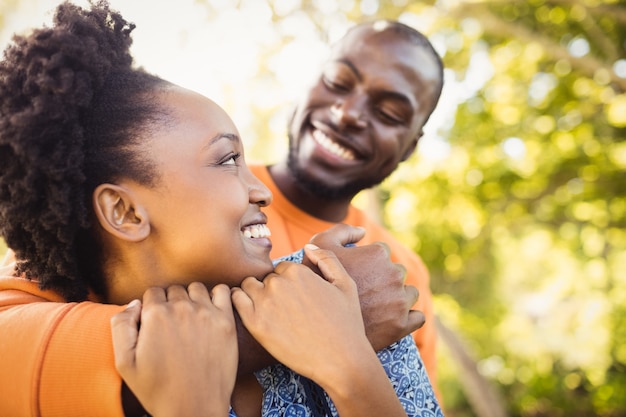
[[324, 28, 440, 116], [328, 29, 439, 82]]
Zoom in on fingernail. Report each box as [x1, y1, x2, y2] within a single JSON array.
[[126, 299, 141, 309], [304, 243, 320, 250]]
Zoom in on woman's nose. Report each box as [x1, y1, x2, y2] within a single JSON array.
[[249, 174, 273, 207]]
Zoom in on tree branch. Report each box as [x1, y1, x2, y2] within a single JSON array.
[[448, 3, 626, 92], [435, 316, 509, 417]]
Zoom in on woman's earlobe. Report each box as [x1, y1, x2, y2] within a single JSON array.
[[93, 184, 150, 242]]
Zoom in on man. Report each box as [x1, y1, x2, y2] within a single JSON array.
[[251, 19, 444, 396]]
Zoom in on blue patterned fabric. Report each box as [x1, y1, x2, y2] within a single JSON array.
[[228, 249, 444, 417]]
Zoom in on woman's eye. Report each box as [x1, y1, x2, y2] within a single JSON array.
[[221, 153, 241, 166]]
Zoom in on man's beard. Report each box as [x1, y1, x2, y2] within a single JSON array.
[[286, 132, 383, 201]]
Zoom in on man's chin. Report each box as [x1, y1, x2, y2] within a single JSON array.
[[293, 167, 377, 201], [287, 138, 382, 199]]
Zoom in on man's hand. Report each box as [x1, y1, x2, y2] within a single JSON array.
[[305, 224, 425, 351]]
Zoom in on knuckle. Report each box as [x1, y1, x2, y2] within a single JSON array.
[[372, 241, 391, 256], [145, 286, 164, 297], [360, 241, 389, 260], [388, 264, 405, 282], [142, 302, 168, 320], [274, 261, 294, 273]]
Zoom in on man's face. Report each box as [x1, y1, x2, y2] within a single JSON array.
[[287, 25, 441, 199]]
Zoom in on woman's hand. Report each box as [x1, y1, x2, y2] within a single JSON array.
[[232, 244, 409, 417], [111, 283, 237, 417], [232, 244, 368, 383]]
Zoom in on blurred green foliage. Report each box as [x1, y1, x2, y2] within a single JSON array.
[[373, 1, 625, 416]]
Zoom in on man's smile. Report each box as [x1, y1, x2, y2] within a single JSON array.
[[312, 128, 356, 161]]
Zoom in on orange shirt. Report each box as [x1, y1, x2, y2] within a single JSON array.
[[0, 251, 125, 417], [250, 165, 439, 394]]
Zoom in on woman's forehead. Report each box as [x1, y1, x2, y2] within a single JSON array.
[[154, 86, 235, 129]]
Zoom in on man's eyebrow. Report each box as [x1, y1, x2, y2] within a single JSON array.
[[204, 133, 240, 150], [379, 90, 414, 109], [336, 59, 362, 81]]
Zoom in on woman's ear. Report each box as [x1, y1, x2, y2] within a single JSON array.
[[92, 183, 150, 242]]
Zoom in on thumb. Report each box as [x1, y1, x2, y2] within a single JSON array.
[[303, 244, 351, 288], [110, 299, 142, 373], [310, 224, 365, 249]]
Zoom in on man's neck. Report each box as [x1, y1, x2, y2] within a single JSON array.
[[267, 163, 353, 223]]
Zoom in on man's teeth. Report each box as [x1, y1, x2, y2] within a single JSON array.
[[243, 224, 271, 239], [312, 129, 355, 160]]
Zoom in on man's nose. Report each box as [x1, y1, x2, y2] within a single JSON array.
[[330, 95, 367, 129]]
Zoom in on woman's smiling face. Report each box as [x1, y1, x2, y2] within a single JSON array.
[[107, 85, 274, 300]]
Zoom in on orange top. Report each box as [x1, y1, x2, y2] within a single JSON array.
[[0, 251, 125, 417], [250, 165, 439, 394]]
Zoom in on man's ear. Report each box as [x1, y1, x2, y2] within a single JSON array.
[[400, 130, 423, 162], [92, 183, 150, 242]]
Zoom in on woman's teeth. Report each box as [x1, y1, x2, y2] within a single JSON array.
[[243, 224, 271, 239], [312, 129, 355, 160]]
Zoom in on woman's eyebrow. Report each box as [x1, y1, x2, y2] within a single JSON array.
[[204, 133, 241, 150]]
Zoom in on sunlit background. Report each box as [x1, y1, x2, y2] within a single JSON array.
[[1, 1, 625, 416]]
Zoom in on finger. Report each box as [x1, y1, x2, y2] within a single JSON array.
[[310, 224, 365, 248], [407, 309, 426, 332], [303, 244, 349, 285], [396, 263, 408, 283], [188, 282, 211, 304], [404, 285, 419, 309], [165, 284, 190, 302], [231, 287, 255, 320], [110, 299, 142, 373], [211, 284, 234, 314], [142, 286, 167, 305], [240, 275, 266, 294]]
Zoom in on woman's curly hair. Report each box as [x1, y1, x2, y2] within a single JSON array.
[[0, 1, 167, 301]]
